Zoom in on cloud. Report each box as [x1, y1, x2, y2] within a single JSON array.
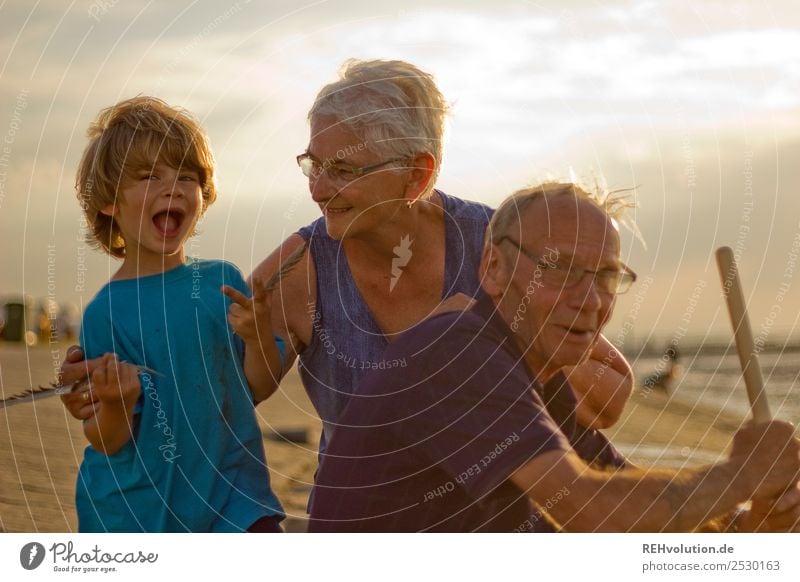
[[2, 0, 800, 338]]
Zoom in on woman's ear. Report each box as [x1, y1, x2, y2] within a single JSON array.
[[99, 203, 116, 217], [403, 152, 435, 204]]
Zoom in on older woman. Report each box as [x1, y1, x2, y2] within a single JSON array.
[[61, 59, 632, 464]]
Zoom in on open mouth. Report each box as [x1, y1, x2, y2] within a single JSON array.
[[558, 325, 595, 342], [152, 209, 186, 238]]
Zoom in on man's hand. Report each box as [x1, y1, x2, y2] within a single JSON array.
[[222, 278, 272, 344], [59, 345, 103, 420], [740, 482, 800, 532], [731, 421, 800, 500]]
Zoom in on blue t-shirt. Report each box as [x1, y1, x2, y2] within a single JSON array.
[[76, 259, 285, 532]]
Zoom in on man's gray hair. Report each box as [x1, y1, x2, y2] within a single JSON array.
[[486, 181, 637, 248], [308, 59, 449, 198]]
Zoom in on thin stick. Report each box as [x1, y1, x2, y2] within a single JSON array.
[[0, 362, 161, 409], [715, 246, 771, 423]]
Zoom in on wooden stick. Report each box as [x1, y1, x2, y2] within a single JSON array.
[[715, 246, 772, 423]]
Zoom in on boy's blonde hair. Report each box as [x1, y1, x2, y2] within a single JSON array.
[[76, 96, 217, 258]]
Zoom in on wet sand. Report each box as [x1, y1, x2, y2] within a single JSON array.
[[0, 344, 320, 532], [607, 388, 741, 469], [0, 343, 740, 532]]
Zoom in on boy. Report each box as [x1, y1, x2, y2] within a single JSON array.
[[74, 96, 285, 532]]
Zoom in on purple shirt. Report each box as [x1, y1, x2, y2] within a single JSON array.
[[308, 295, 572, 532], [295, 190, 492, 455]]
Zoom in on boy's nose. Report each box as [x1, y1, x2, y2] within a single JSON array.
[[162, 179, 184, 197]]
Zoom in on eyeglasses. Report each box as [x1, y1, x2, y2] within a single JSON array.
[[296, 152, 406, 183], [498, 236, 637, 295]]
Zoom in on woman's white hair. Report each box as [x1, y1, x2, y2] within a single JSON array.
[[308, 59, 449, 198]]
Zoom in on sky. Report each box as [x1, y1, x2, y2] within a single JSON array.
[[1, 0, 800, 348]]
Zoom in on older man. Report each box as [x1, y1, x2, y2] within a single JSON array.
[[308, 182, 800, 532]]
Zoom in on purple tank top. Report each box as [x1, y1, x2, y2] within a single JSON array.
[[296, 190, 493, 453]]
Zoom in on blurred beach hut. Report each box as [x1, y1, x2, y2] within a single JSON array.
[[2, 295, 31, 343]]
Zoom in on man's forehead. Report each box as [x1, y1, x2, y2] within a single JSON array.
[[520, 195, 620, 258]]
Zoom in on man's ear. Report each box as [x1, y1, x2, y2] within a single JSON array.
[[479, 243, 509, 299], [403, 152, 435, 204]]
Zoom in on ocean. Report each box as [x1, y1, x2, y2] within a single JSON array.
[[632, 347, 800, 424]]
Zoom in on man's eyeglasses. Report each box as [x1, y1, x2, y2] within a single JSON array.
[[296, 152, 406, 183], [497, 236, 637, 295]]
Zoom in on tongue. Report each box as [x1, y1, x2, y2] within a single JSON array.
[[154, 212, 179, 235]]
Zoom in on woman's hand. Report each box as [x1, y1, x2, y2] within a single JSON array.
[[430, 293, 475, 317], [565, 334, 634, 429]]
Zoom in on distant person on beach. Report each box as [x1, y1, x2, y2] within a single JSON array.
[[69, 97, 285, 532], [61, 60, 633, 489], [36, 302, 52, 343], [308, 182, 800, 532], [642, 345, 681, 393]]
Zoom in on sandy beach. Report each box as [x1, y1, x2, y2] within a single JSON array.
[[0, 343, 742, 533]]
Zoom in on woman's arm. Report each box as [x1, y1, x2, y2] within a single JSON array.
[[564, 334, 633, 429], [248, 234, 316, 378]]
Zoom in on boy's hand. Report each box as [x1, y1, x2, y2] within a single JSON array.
[[222, 278, 272, 344], [59, 345, 103, 419], [224, 278, 283, 403], [91, 353, 141, 407]]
